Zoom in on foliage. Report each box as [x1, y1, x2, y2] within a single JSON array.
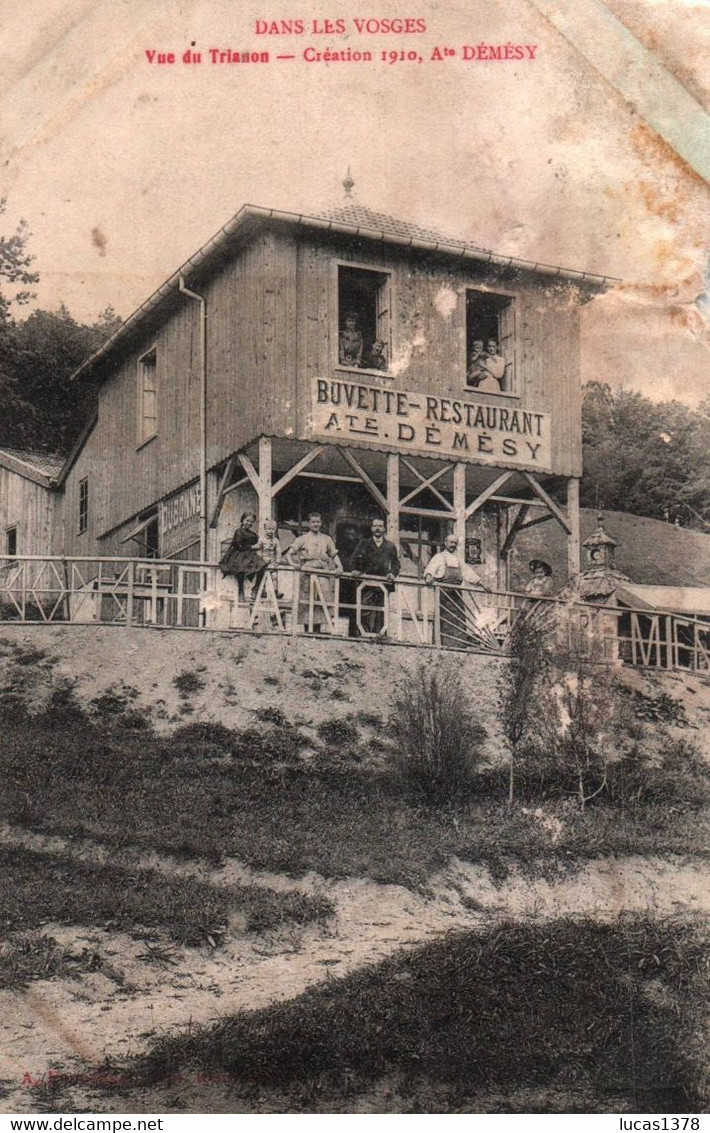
[[581, 381, 710, 525], [316, 716, 360, 746], [498, 609, 558, 803], [137, 916, 709, 1113], [389, 657, 487, 803], [0, 845, 333, 947], [172, 669, 206, 697], [0, 201, 121, 451], [0, 932, 97, 991]]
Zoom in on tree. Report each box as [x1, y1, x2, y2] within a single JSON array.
[[581, 383, 710, 525], [0, 199, 39, 323], [7, 305, 121, 451], [499, 608, 557, 805], [0, 202, 121, 452]]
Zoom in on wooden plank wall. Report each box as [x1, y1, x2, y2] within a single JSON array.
[[287, 231, 584, 478], [60, 223, 585, 558], [0, 469, 57, 557]]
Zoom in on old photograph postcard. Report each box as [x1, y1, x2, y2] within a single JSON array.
[[0, 0, 709, 1118]]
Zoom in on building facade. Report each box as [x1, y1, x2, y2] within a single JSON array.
[[53, 201, 612, 588]]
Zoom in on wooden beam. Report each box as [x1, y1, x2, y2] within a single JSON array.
[[209, 456, 236, 528], [258, 437, 273, 525], [237, 453, 260, 494], [401, 506, 462, 519], [522, 472, 572, 534], [399, 458, 454, 511], [464, 471, 517, 519], [339, 449, 389, 513], [567, 476, 581, 578], [223, 475, 249, 495], [271, 447, 323, 495], [490, 496, 548, 507], [386, 453, 399, 543], [453, 463, 466, 548], [518, 512, 555, 531], [500, 505, 530, 558], [297, 472, 361, 483]]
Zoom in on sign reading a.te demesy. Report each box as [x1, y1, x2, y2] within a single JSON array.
[[310, 378, 552, 470]]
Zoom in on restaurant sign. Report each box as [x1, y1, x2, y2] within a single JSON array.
[[159, 482, 202, 556], [310, 378, 552, 470]]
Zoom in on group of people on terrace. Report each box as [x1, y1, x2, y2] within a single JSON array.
[[220, 510, 556, 642]]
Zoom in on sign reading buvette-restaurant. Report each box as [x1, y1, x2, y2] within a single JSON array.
[[309, 378, 552, 471]]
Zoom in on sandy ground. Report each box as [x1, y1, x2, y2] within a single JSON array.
[[0, 624, 510, 762], [1, 820, 708, 1112]]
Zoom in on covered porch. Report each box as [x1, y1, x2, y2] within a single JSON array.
[[207, 435, 581, 589]]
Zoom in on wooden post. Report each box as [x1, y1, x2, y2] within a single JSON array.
[[258, 436, 273, 529], [567, 476, 581, 580], [386, 453, 399, 543], [126, 559, 135, 626], [497, 507, 509, 591], [453, 463, 466, 549]]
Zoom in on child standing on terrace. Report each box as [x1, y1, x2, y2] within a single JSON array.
[[256, 518, 284, 599]]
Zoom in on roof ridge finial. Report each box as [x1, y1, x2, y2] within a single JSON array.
[[343, 166, 355, 200]]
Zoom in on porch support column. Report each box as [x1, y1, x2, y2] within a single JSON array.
[[258, 436, 273, 527], [386, 453, 399, 543], [567, 476, 581, 579], [497, 506, 510, 591], [453, 463, 466, 549], [205, 470, 221, 561]]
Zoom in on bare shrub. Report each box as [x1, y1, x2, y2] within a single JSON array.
[[389, 657, 487, 803]]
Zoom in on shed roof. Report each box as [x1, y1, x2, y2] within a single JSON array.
[[0, 448, 64, 487], [69, 201, 619, 384], [615, 583, 710, 616]]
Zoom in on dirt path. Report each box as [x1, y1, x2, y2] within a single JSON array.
[[1, 821, 708, 1112]]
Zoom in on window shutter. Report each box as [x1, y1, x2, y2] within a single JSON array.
[[499, 300, 516, 392], [376, 278, 390, 357]]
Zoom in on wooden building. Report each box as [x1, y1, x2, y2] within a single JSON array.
[[54, 200, 615, 586], [0, 449, 63, 560]]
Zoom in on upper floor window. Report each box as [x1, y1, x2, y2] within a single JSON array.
[[465, 290, 516, 395], [5, 526, 17, 556], [137, 347, 157, 445], [78, 477, 89, 534], [337, 266, 390, 374]]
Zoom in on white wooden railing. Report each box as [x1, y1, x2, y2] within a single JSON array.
[[0, 555, 708, 672]]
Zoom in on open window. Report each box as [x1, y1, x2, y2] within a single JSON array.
[[78, 477, 89, 535], [137, 347, 157, 445], [337, 266, 390, 373], [5, 526, 17, 556], [465, 290, 516, 394]]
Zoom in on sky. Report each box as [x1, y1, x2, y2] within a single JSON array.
[[1, 0, 710, 404]]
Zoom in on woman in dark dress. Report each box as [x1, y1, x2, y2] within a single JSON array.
[[220, 512, 267, 600]]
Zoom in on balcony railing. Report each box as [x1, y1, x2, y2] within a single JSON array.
[[0, 555, 708, 672]]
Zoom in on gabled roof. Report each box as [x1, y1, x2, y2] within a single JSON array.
[[318, 204, 490, 253], [69, 201, 619, 384], [0, 448, 64, 488]]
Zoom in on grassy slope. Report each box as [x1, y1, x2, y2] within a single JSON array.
[[0, 846, 333, 948], [1, 704, 708, 888], [134, 916, 709, 1113]]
